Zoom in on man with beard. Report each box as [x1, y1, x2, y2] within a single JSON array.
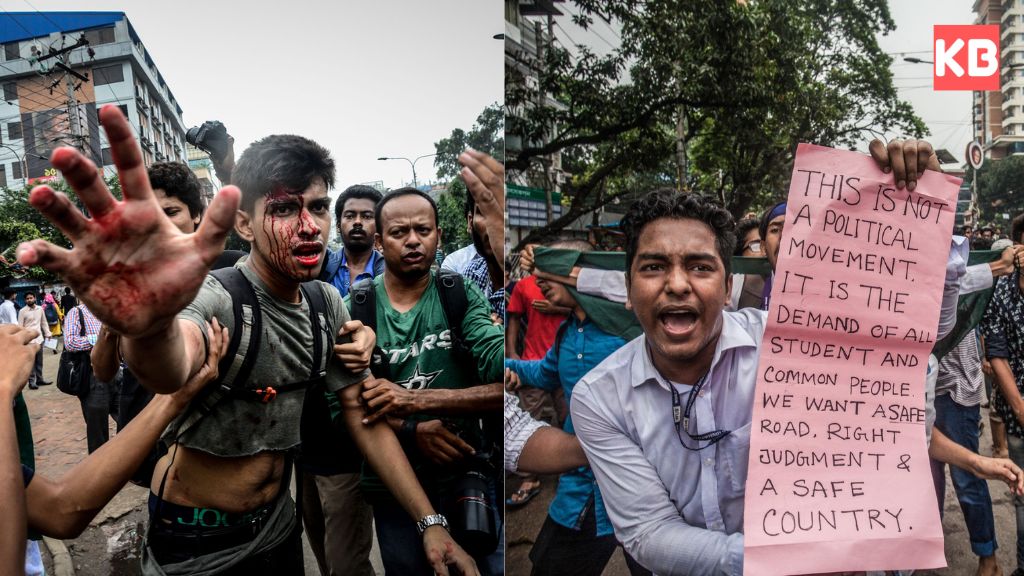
[[17, 293, 50, 390], [15, 106, 477, 576], [321, 184, 385, 297], [300, 184, 386, 576], [351, 187, 503, 575], [462, 192, 505, 320]]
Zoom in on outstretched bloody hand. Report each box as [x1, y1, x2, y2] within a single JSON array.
[[16, 105, 240, 338]]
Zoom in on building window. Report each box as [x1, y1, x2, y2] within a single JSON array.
[[2, 83, 15, 102], [93, 63, 124, 86], [83, 26, 115, 46], [117, 104, 129, 118], [7, 122, 21, 140], [0, 165, 7, 187], [101, 147, 113, 166], [12, 161, 22, 180], [4, 42, 19, 61]]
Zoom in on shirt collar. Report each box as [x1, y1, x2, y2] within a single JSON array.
[[340, 249, 378, 275], [631, 311, 757, 389]]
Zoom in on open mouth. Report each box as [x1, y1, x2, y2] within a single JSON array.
[[402, 251, 425, 264], [292, 243, 323, 266], [658, 308, 699, 337]]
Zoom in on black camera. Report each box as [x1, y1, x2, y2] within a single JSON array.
[[185, 121, 231, 163], [442, 451, 499, 558]]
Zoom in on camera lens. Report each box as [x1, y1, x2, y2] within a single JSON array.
[[185, 126, 201, 146]]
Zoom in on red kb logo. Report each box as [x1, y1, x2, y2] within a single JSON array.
[[933, 25, 1000, 91]]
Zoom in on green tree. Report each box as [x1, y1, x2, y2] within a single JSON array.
[[436, 179, 471, 256], [975, 156, 1024, 225], [434, 102, 504, 181], [507, 0, 925, 246]]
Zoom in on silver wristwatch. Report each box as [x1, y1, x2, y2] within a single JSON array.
[[416, 513, 450, 535]]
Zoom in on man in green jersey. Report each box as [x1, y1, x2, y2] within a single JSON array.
[[354, 187, 504, 575]]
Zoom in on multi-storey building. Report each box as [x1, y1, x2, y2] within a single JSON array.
[[975, 0, 1024, 157], [0, 11, 186, 188]]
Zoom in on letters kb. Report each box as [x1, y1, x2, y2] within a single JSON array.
[[933, 25, 1000, 91]]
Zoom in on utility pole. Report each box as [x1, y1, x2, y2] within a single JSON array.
[[36, 36, 90, 158]]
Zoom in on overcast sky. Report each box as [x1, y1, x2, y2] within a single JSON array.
[[875, 1, 976, 162], [14, 0, 503, 192]]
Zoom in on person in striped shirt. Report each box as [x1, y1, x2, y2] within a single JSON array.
[[63, 303, 114, 453]]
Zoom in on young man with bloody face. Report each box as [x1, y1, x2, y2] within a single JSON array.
[[568, 140, 1024, 575], [16, 106, 477, 575], [356, 188, 503, 575]]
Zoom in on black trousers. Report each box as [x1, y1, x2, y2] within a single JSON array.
[[149, 515, 304, 575], [529, 506, 651, 576], [29, 347, 43, 387], [78, 376, 119, 454]]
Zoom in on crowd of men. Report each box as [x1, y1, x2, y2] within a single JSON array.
[[503, 139, 1024, 576], [1, 105, 505, 576]]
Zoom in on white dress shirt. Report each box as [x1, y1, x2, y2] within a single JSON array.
[[0, 299, 15, 325], [571, 242, 977, 576]]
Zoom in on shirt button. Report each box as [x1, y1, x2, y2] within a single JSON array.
[[704, 458, 713, 466], [578, 327, 584, 333], [577, 354, 583, 359], [698, 390, 706, 398]]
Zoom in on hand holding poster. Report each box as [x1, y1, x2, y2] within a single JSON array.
[[742, 143, 961, 575]]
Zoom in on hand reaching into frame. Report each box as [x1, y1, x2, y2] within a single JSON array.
[[16, 105, 240, 339]]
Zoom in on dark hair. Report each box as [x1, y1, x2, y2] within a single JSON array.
[[734, 218, 760, 256], [973, 236, 994, 250], [1012, 214, 1024, 245], [335, 185, 383, 223], [621, 189, 736, 277], [981, 226, 994, 234], [759, 201, 786, 244], [375, 187, 439, 230], [64, 287, 71, 294], [232, 134, 336, 212], [149, 162, 204, 218], [3, 289, 14, 299]]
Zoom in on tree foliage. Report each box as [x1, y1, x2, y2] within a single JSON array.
[[506, 0, 926, 246], [434, 102, 504, 181], [433, 103, 503, 256], [975, 156, 1024, 226]]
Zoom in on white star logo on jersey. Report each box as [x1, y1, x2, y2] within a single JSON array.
[[397, 365, 443, 391]]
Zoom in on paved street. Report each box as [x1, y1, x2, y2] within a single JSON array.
[[23, 341, 384, 575], [505, 412, 1023, 575]]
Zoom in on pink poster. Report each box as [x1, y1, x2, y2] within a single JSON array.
[[743, 143, 961, 575]]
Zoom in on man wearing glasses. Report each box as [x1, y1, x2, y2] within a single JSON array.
[[569, 140, 1024, 575], [727, 218, 765, 311]]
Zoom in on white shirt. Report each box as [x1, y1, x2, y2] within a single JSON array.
[[0, 300, 15, 324], [570, 243, 974, 576], [440, 244, 478, 274]]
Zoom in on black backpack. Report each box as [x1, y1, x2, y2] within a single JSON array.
[[348, 270, 471, 380], [138, 268, 329, 489]]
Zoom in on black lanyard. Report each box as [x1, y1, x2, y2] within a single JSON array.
[[670, 373, 731, 451]]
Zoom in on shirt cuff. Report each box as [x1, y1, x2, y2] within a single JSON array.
[[960, 263, 994, 295], [726, 532, 744, 576]]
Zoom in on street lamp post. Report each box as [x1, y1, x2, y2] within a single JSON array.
[[377, 153, 438, 188]]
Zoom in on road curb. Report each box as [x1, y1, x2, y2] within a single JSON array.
[[42, 536, 74, 576]]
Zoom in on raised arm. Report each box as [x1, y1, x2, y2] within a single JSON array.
[[338, 384, 479, 576], [26, 320, 226, 538], [90, 325, 121, 383], [16, 105, 238, 392], [459, 150, 504, 272], [0, 326, 35, 575]]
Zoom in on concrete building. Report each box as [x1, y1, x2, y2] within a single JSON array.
[[0, 11, 186, 188], [186, 143, 218, 206], [974, 0, 1024, 158]]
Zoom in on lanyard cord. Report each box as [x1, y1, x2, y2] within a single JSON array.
[[669, 372, 731, 451]]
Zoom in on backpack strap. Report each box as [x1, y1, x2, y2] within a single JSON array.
[[300, 281, 327, 380], [435, 270, 472, 362], [210, 267, 263, 389], [350, 277, 391, 379], [174, 268, 262, 435]]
